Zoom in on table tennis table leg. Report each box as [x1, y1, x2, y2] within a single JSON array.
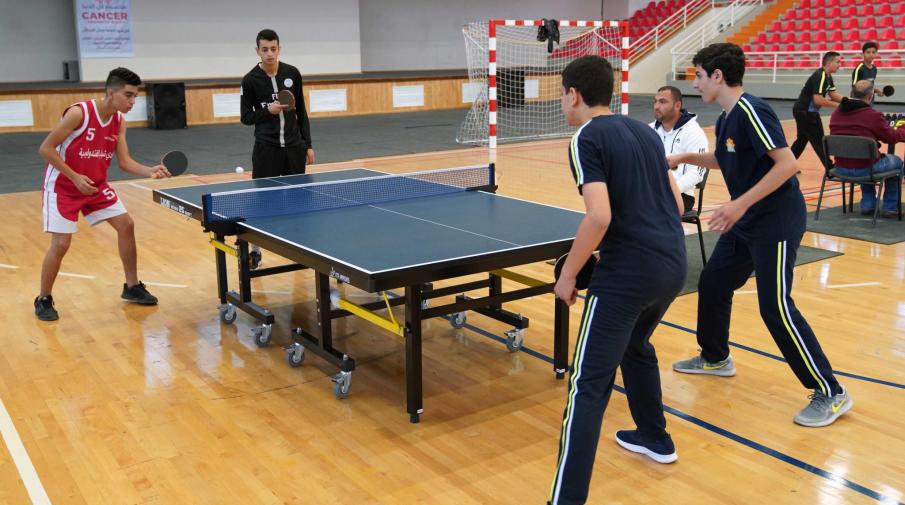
[[553, 297, 569, 379], [404, 284, 424, 424], [214, 233, 229, 305]]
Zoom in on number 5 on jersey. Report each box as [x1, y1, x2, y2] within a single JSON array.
[[102, 187, 116, 200]]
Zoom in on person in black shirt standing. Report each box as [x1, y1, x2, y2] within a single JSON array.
[[852, 42, 886, 103], [790, 51, 842, 167], [240, 29, 315, 267], [547, 56, 686, 505], [668, 43, 852, 429]]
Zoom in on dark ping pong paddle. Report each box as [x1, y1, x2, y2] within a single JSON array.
[[883, 85, 895, 97], [161, 150, 188, 176], [277, 89, 295, 110], [553, 252, 597, 291]]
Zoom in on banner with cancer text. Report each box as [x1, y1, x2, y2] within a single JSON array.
[[75, 0, 134, 58]]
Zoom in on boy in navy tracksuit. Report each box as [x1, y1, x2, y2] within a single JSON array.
[[668, 43, 852, 428], [547, 56, 687, 505]]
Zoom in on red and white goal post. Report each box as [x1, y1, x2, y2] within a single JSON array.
[[457, 19, 630, 149]]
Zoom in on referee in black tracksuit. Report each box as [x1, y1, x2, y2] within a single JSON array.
[[790, 52, 842, 167], [240, 29, 314, 179]]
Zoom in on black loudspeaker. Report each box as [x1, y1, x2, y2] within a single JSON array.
[[146, 82, 187, 129], [498, 69, 525, 108]]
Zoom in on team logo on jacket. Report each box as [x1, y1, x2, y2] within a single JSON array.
[[284, 78, 293, 88], [726, 137, 736, 153]]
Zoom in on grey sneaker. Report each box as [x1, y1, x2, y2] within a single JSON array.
[[672, 354, 736, 377], [794, 387, 852, 427]]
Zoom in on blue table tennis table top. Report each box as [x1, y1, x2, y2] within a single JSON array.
[[154, 168, 584, 287]]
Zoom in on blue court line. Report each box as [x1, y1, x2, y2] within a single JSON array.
[[658, 320, 905, 391], [450, 317, 904, 505], [575, 293, 904, 390]]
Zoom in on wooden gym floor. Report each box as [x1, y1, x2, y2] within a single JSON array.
[[0, 119, 902, 504]]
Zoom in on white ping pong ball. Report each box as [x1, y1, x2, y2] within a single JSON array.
[[235, 166, 244, 174]]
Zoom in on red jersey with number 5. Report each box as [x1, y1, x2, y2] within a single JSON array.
[[44, 100, 122, 195]]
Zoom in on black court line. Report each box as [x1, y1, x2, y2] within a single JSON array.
[[447, 316, 903, 505], [658, 320, 905, 391]]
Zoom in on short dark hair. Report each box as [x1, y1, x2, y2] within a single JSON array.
[[822, 51, 841, 66], [105, 67, 141, 90], [691, 43, 745, 86], [561, 56, 614, 107], [657, 85, 683, 104], [256, 29, 279, 46], [862, 41, 878, 53]]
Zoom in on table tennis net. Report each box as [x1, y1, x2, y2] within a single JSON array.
[[202, 165, 494, 225]]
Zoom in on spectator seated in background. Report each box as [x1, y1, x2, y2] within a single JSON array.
[[828, 80, 905, 217]]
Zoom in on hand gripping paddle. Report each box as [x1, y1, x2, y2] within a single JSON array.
[[553, 252, 597, 291], [161, 150, 188, 176]]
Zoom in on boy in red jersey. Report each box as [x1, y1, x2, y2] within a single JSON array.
[[35, 67, 171, 321]]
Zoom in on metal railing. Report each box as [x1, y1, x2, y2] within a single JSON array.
[[670, 0, 766, 78], [628, 0, 714, 60]]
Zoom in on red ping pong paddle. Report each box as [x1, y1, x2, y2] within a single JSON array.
[[161, 150, 188, 176], [277, 89, 295, 111], [553, 253, 597, 291]]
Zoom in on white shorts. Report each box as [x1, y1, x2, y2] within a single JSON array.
[[43, 185, 128, 234]]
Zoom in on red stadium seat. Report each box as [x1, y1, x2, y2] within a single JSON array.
[[877, 3, 892, 16], [880, 17, 895, 29], [863, 28, 878, 40], [887, 55, 903, 68], [841, 6, 857, 18], [797, 57, 814, 68], [752, 44, 765, 52], [799, 43, 812, 52], [899, 28, 905, 39], [813, 31, 827, 43], [811, 0, 824, 7], [781, 20, 795, 31], [845, 31, 860, 42], [843, 18, 858, 30], [882, 40, 899, 50], [858, 5, 874, 16], [798, 20, 811, 31], [814, 42, 828, 51], [896, 3, 905, 15], [798, 0, 810, 8], [754, 33, 767, 44], [771, 21, 782, 32], [783, 9, 797, 20], [742, 44, 751, 52], [784, 43, 797, 52], [898, 16, 905, 28], [823, 0, 839, 6], [781, 58, 796, 68], [812, 19, 826, 31], [769, 44, 782, 52], [767, 33, 781, 44], [839, 0, 855, 6], [829, 31, 843, 42], [796, 32, 811, 43], [881, 29, 897, 41], [827, 12, 841, 25], [862, 17, 877, 29], [848, 41, 861, 51], [831, 42, 845, 51], [781, 32, 796, 44]]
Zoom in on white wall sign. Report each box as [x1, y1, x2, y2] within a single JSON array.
[[524, 79, 539, 99], [76, 0, 134, 58], [0, 100, 34, 127], [213, 93, 241, 118], [393, 85, 424, 108], [310, 89, 348, 112], [462, 82, 483, 103], [123, 95, 147, 122]]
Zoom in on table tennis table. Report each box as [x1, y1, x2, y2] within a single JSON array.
[[153, 165, 583, 422]]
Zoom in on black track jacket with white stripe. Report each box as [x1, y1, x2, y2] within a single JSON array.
[[240, 62, 312, 149]]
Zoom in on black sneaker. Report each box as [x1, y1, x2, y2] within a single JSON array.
[[34, 295, 59, 321], [615, 430, 677, 464], [249, 249, 263, 270], [121, 281, 158, 305]]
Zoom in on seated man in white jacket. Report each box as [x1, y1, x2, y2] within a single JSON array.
[[650, 86, 709, 213]]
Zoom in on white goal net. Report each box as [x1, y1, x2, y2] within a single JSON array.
[[457, 20, 628, 148]]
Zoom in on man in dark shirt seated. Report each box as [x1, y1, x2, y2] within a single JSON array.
[[828, 80, 905, 217]]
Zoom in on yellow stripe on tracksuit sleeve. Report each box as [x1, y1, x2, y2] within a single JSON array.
[[569, 132, 583, 186], [775, 242, 828, 395], [549, 294, 596, 502], [737, 100, 776, 152], [818, 71, 827, 94], [853, 64, 863, 86]]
